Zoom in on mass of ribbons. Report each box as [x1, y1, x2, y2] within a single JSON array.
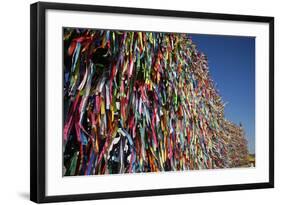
[[63, 28, 250, 176]]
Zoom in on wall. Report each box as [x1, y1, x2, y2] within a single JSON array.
[[0, 0, 279, 204]]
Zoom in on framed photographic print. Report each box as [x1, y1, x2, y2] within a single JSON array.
[[30, 2, 274, 203]]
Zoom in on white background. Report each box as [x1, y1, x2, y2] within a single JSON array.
[[0, 0, 279, 204]]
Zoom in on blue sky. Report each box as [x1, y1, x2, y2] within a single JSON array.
[[190, 34, 255, 154]]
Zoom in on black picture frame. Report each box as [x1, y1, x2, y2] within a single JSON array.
[[30, 2, 274, 203]]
